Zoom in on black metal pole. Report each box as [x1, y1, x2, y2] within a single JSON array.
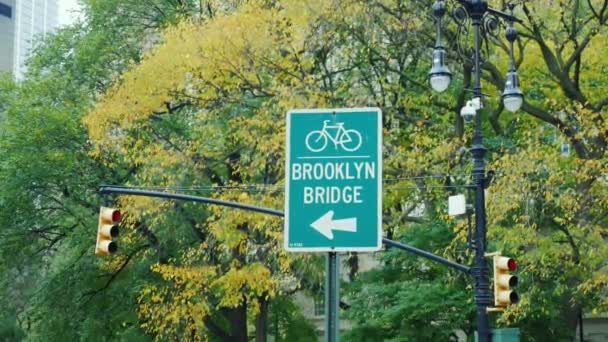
[[468, 1, 491, 340], [99, 187, 471, 273], [579, 309, 584, 342], [383, 238, 470, 274], [98, 186, 285, 217]]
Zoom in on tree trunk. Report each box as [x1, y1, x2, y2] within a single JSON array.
[[255, 296, 269, 342], [563, 301, 582, 340], [204, 304, 248, 341], [227, 303, 248, 342]]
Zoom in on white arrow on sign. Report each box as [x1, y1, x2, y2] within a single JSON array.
[[310, 210, 357, 240]]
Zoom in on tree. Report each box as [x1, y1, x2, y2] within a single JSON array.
[[84, 0, 468, 339], [266, 295, 318, 342], [0, 0, 209, 340], [85, 1, 335, 338]]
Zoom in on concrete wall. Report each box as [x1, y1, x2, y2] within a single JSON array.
[[577, 317, 608, 342]]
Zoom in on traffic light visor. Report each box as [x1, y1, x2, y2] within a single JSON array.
[[100, 224, 119, 238], [497, 290, 520, 305], [98, 240, 117, 254], [496, 256, 517, 272], [100, 207, 121, 223]]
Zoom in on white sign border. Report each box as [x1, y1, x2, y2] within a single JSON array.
[[284, 107, 383, 253]]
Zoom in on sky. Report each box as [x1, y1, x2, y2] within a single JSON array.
[[58, 0, 82, 26]]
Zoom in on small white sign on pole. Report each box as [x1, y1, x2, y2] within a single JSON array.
[[448, 194, 467, 216]]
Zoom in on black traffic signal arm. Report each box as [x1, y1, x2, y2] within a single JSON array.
[[99, 186, 471, 274]]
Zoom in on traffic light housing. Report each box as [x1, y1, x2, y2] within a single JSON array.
[[95, 207, 121, 256], [493, 255, 519, 307]]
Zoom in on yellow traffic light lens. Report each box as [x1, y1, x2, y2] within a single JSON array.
[[100, 224, 119, 238], [508, 275, 518, 287], [109, 225, 119, 237]]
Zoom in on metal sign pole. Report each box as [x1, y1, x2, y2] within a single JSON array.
[[325, 252, 339, 342]]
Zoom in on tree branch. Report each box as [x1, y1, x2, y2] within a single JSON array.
[[80, 244, 148, 304], [136, 223, 168, 263], [488, 102, 504, 135], [551, 219, 580, 264], [521, 101, 589, 158]]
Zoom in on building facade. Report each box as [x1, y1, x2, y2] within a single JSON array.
[[0, 1, 15, 73], [0, 0, 59, 79]]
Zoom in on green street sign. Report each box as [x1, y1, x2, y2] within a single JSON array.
[[285, 108, 382, 252]]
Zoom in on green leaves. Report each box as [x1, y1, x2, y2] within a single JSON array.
[[344, 221, 475, 341]]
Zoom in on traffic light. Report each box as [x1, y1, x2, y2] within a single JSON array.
[[493, 255, 519, 307], [95, 207, 121, 256]]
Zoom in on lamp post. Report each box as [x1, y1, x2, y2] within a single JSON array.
[[429, 1, 523, 341]]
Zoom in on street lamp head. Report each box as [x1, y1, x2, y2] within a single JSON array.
[[502, 70, 523, 112], [502, 3, 523, 113], [432, 0, 446, 17], [429, 47, 452, 92], [430, 0, 451, 92]]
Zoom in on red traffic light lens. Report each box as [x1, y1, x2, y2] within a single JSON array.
[[112, 210, 122, 222], [507, 258, 517, 271]]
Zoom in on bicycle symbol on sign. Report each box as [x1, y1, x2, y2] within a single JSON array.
[[305, 120, 362, 153]]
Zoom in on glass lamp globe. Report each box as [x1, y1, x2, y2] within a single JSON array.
[[430, 74, 451, 92], [503, 94, 523, 112], [502, 70, 523, 112], [429, 47, 451, 92]]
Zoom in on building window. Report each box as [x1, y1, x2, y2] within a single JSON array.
[[0, 3, 11, 18], [314, 296, 325, 317]]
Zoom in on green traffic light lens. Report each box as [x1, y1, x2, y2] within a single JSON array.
[[510, 291, 519, 304], [108, 242, 117, 254]]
